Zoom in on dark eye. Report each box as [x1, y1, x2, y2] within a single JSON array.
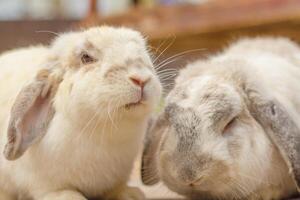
[[81, 53, 95, 64], [223, 117, 237, 134]]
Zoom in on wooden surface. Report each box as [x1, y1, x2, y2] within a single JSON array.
[[78, 0, 300, 69], [2, 0, 300, 61], [81, 0, 300, 40]]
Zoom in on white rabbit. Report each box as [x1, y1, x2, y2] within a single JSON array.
[[0, 26, 162, 200], [141, 37, 300, 200]]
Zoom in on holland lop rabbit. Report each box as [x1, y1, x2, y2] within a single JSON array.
[[142, 37, 300, 200], [0, 26, 162, 200]]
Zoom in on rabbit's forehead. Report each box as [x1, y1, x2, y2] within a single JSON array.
[[78, 41, 145, 64], [84, 28, 145, 53], [177, 76, 242, 111], [85, 35, 151, 68], [85, 26, 144, 43]]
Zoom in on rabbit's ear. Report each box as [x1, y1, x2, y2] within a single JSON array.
[[141, 114, 167, 185], [3, 69, 63, 160], [247, 88, 300, 191]]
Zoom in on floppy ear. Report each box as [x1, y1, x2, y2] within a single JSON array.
[[3, 69, 63, 160], [141, 114, 167, 185], [247, 88, 300, 192]]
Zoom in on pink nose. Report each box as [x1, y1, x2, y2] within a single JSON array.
[[129, 77, 148, 88]]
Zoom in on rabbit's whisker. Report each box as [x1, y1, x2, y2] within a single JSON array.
[[153, 35, 176, 64], [35, 30, 59, 36], [155, 48, 206, 70]]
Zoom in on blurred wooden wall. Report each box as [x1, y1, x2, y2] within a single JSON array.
[[0, 20, 77, 53], [80, 0, 300, 67], [1, 0, 300, 70]]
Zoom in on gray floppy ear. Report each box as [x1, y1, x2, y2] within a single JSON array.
[[4, 69, 62, 160], [141, 114, 167, 185], [247, 88, 300, 191]]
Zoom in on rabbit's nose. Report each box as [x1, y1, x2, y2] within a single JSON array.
[[129, 76, 150, 88]]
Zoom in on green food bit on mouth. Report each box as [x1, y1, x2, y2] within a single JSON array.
[[155, 98, 165, 113]]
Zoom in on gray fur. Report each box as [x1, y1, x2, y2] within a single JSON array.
[[141, 114, 167, 185], [165, 104, 200, 152], [4, 75, 58, 160], [141, 37, 300, 200], [247, 89, 300, 191]]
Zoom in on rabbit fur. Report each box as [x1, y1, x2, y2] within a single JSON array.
[[0, 26, 162, 200], [141, 37, 300, 200]]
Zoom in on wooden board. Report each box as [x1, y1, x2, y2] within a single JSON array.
[[81, 0, 300, 40]]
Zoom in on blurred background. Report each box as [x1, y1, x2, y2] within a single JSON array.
[[1, 0, 300, 72]]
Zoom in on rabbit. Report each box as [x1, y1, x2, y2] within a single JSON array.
[[0, 26, 162, 200], [141, 37, 300, 200]]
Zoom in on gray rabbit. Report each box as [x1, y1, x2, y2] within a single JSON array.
[[142, 37, 300, 200]]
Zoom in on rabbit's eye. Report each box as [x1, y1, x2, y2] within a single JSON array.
[[223, 117, 237, 134], [81, 53, 96, 64]]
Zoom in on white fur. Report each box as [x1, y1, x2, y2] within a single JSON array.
[[0, 27, 162, 200]]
